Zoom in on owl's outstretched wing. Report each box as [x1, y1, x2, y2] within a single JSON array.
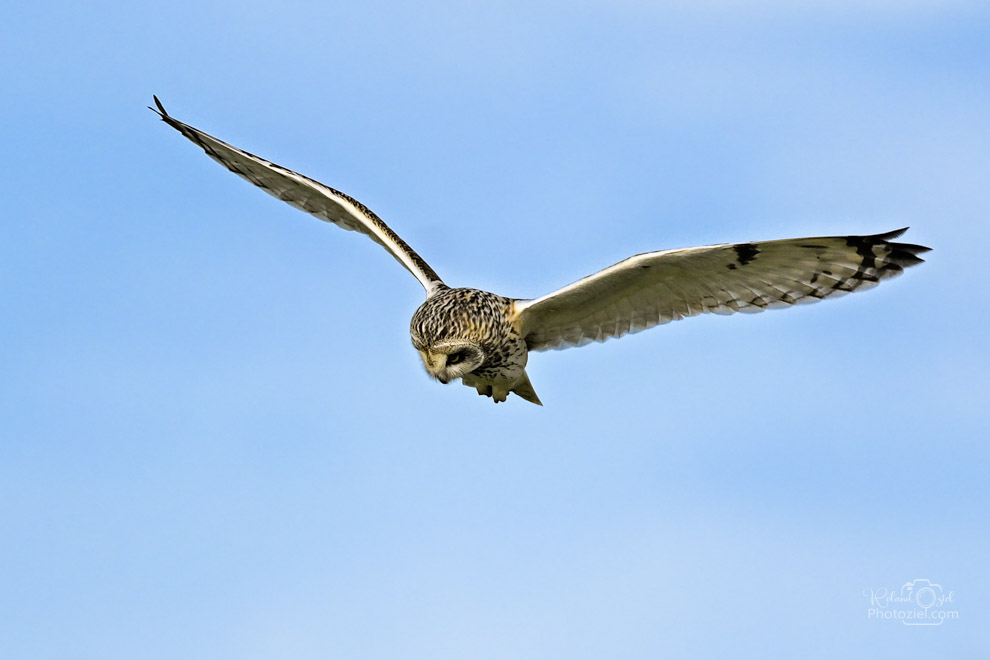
[[150, 96, 445, 296], [512, 228, 929, 351]]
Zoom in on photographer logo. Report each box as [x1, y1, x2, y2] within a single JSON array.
[[864, 579, 957, 626]]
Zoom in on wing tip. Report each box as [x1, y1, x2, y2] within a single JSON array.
[[878, 227, 932, 269], [875, 226, 909, 241], [849, 228, 931, 271], [148, 95, 169, 119]]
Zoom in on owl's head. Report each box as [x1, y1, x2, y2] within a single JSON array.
[[415, 340, 485, 384]]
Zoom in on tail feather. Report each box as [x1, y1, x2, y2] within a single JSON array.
[[512, 372, 543, 406]]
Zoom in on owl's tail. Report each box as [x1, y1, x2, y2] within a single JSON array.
[[512, 372, 543, 406]]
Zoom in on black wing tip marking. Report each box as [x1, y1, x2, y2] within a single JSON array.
[[886, 244, 931, 268], [868, 227, 932, 258], [148, 95, 187, 134], [875, 226, 909, 241], [148, 95, 169, 118], [863, 226, 932, 266], [840, 227, 931, 286]]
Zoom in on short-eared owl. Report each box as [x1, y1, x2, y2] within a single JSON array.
[[151, 97, 930, 406]]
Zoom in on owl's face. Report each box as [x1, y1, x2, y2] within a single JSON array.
[[415, 340, 485, 384]]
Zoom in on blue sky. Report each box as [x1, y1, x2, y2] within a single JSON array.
[[2, 1, 988, 658]]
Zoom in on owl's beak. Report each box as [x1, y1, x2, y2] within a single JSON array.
[[438, 374, 450, 384]]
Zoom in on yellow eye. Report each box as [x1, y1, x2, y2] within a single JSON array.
[[448, 352, 462, 365]]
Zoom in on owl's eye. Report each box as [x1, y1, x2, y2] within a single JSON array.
[[447, 352, 463, 365]]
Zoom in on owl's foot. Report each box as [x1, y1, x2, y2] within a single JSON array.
[[469, 380, 508, 403]]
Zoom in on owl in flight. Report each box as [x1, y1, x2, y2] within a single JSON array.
[[151, 97, 930, 406]]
